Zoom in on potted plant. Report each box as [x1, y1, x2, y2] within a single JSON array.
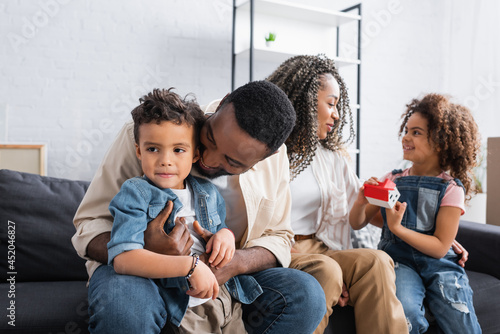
[[265, 32, 276, 47]]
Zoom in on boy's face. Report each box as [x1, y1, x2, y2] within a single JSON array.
[[135, 121, 199, 189]]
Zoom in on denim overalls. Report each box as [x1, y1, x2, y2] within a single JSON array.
[[378, 170, 482, 334]]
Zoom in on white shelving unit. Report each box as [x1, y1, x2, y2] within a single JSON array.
[[231, 0, 362, 174]]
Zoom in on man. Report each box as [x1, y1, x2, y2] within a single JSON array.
[[72, 81, 326, 334]]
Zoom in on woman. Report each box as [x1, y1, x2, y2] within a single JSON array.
[[267, 54, 408, 334]]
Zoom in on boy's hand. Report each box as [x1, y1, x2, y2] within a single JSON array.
[[192, 221, 236, 269], [206, 228, 235, 269], [386, 201, 407, 233], [186, 260, 219, 300]]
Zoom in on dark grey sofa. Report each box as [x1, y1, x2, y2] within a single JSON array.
[[1, 169, 499, 333]]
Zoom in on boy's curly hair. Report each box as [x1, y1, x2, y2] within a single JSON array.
[[266, 54, 355, 180], [399, 93, 481, 199], [131, 88, 205, 144]]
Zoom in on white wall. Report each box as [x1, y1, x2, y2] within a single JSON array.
[[334, 0, 500, 185], [0, 0, 233, 180], [1, 0, 499, 185]]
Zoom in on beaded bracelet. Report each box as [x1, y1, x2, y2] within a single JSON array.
[[186, 254, 199, 280]]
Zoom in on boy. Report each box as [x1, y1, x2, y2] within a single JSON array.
[[107, 88, 247, 333]]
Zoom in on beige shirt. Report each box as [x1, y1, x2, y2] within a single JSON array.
[[72, 100, 294, 278]]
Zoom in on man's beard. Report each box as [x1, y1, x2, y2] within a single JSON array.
[[192, 160, 231, 179]]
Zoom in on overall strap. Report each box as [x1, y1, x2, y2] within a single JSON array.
[[392, 169, 403, 175], [453, 177, 466, 193]]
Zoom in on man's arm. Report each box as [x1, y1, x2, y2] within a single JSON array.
[[208, 247, 276, 286], [86, 232, 111, 264], [72, 122, 142, 265]]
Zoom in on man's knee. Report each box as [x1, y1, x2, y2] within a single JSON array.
[[287, 269, 326, 313]]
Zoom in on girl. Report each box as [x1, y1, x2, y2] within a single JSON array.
[[350, 93, 482, 333]]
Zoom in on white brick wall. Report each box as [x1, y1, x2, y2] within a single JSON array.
[[1, 0, 499, 184], [0, 0, 233, 180]]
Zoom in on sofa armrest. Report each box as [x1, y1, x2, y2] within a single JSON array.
[[456, 220, 500, 279]]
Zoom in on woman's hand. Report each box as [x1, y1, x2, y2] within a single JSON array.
[[354, 177, 379, 205], [337, 283, 349, 307], [186, 260, 219, 300]]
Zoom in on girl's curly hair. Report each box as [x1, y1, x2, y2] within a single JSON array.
[[267, 55, 355, 180], [399, 93, 481, 199]]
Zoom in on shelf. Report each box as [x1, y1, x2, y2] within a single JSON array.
[[235, 0, 360, 26], [231, 1, 362, 174], [235, 48, 360, 67]]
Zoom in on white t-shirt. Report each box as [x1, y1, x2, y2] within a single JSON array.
[[290, 163, 321, 235], [170, 184, 209, 307]]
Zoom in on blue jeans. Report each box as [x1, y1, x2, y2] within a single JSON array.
[[392, 248, 482, 334], [88, 265, 325, 334]]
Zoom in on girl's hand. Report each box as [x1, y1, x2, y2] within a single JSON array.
[[186, 260, 219, 300], [386, 201, 407, 233], [206, 228, 236, 269]]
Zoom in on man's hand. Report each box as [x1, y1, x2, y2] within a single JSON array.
[[452, 240, 469, 268], [144, 201, 193, 256], [337, 283, 349, 307]]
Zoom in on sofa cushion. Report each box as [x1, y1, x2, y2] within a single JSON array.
[[0, 169, 89, 282], [467, 270, 500, 334], [457, 220, 500, 280], [0, 281, 89, 333]]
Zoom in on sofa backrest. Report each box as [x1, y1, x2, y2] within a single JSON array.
[[0, 169, 90, 282], [457, 220, 500, 280]]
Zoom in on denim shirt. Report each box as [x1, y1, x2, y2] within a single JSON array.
[[108, 174, 262, 327], [378, 169, 465, 259]]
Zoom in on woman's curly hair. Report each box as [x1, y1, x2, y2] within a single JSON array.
[[267, 55, 355, 180], [399, 93, 481, 199]]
